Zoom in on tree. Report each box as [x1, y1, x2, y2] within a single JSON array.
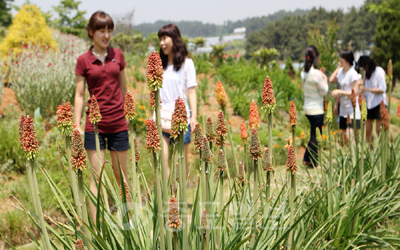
[[0, 4, 57, 56], [370, 0, 400, 86], [307, 18, 339, 74], [210, 44, 226, 66], [0, 0, 13, 27], [51, 0, 86, 37], [191, 37, 205, 49], [251, 47, 279, 70], [113, 9, 135, 35]]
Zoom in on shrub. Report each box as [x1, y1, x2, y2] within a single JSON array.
[[0, 4, 58, 57], [8, 31, 87, 119]]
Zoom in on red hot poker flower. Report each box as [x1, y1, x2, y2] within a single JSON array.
[[216, 111, 227, 147], [150, 88, 157, 110], [237, 162, 245, 184], [261, 77, 276, 113], [124, 92, 137, 121], [358, 92, 363, 107], [75, 239, 84, 250], [286, 145, 297, 174], [89, 96, 102, 124], [193, 123, 204, 151], [201, 136, 213, 162], [240, 120, 248, 144], [262, 147, 273, 172], [215, 81, 228, 109], [351, 89, 356, 109], [146, 119, 161, 152], [21, 115, 39, 160], [383, 108, 389, 131], [380, 100, 386, 121], [346, 114, 351, 125], [206, 117, 216, 142], [56, 100, 74, 136], [289, 100, 297, 128], [134, 138, 141, 162], [71, 129, 87, 171], [146, 51, 164, 90], [216, 149, 226, 172], [170, 97, 188, 139], [249, 129, 262, 160], [249, 101, 260, 130], [168, 196, 182, 229]]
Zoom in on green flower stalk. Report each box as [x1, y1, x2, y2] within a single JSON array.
[[286, 145, 297, 250], [240, 121, 249, 174], [262, 147, 273, 220], [171, 97, 189, 250], [326, 101, 333, 217], [249, 128, 261, 248], [19, 115, 52, 250], [316, 127, 324, 187], [200, 136, 212, 243], [146, 119, 166, 250], [388, 59, 392, 113], [71, 129, 92, 249], [146, 51, 163, 91], [359, 100, 367, 192]]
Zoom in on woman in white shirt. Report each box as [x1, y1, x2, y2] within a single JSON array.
[[302, 46, 329, 167], [331, 50, 362, 145], [357, 56, 387, 142], [158, 24, 197, 177]]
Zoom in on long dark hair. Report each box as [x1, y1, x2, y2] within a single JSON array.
[[158, 24, 188, 71], [86, 11, 114, 39], [339, 50, 355, 66], [304, 46, 319, 73], [358, 55, 377, 80]]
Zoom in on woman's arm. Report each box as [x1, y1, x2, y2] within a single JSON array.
[[332, 79, 361, 98], [120, 69, 128, 99], [187, 87, 197, 133], [74, 74, 86, 132], [329, 63, 341, 83]]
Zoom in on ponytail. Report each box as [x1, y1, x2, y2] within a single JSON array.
[[304, 46, 319, 73]]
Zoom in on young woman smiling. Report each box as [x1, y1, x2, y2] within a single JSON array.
[[74, 11, 129, 221]]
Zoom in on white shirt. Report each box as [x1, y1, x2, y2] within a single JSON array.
[[155, 58, 197, 123], [363, 66, 387, 109], [337, 67, 361, 119], [303, 66, 328, 115]]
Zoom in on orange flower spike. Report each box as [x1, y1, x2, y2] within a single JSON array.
[[146, 51, 163, 90], [71, 129, 87, 171], [237, 162, 245, 184], [215, 81, 228, 109], [216, 110, 227, 147], [351, 89, 356, 109], [167, 196, 182, 229], [286, 145, 297, 174], [124, 92, 137, 121], [146, 119, 161, 153], [56, 100, 74, 136], [249, 100, 260, 130], [380, 100, 386, 121], [201, 137, 213, 162], [249, 128, 262, 160], [262, 147, 273, 172], [89, 95, 102, 124], [397, 104, 400, 118], [120, 182, 130, 199], [170, 97, 188, 139], [75, 239, 84, 250], [193, 123, 204, 151], [240, 120, 248, 144], [21, 116, 39, 160], [216, 149, 227, 172], [289, 100, 297, 128], [383, 108, 389, 131], [134, 138, 141, 162], [358, 92, 363, 107], [261, 76, 276, 114], [346, 114, 351, 125], [206, 117, 216, 142], [201, 209, 207, 231]]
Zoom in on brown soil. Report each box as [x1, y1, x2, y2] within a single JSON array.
[[0, 87, 21, 116]]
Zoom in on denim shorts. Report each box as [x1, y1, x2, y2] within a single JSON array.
[[84, 131, 130, 151], [162, 124, 191, 145]]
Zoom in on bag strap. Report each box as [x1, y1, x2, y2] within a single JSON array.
[[181, 58, 186, 99]]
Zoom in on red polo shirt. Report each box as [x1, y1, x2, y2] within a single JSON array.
[[75, 46, 128, 133]]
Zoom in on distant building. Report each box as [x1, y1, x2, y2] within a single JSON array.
[[233, 27, 246, 35]]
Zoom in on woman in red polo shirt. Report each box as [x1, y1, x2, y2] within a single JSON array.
[[74, 11, 129, 220]]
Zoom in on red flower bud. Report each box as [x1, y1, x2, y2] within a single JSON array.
[[240, 120, 248, 144], [56, 100, 74, 136], [249, 101, 260, 130], [124, 92, 137, 121], [286, 145, 297, 174], [289, 100, 297, 128], [71, 129, 87, 171], [249, 129, 262, 160], [146, 52, 163, 90], [89, 96, 102, 124], [146, 120, 161, 152], [215, 81, 228, 108], [171, 97, 188, 139]]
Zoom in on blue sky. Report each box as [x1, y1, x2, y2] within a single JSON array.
[[12, 0, 365, 25]]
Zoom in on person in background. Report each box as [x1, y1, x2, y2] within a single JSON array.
[[330, 50, 362, 145], [157, 24, 197, 178], [302, 45, 329, 167], [74, 11, 129, 221], [357, 55, 387, 142]]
